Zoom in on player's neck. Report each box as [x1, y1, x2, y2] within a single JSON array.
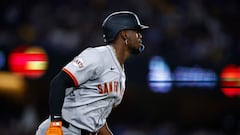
[[111, 43, 130, 66]]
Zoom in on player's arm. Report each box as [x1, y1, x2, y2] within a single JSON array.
[[49, 70, 76, 121], [98, 123, 113, 135], [47, 70, 76, 135]]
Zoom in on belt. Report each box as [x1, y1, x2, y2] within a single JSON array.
[[62, 119, 97, 135]]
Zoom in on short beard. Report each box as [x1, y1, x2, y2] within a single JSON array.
[[129, 44, 145, 54], [129, 47, 140, 54]]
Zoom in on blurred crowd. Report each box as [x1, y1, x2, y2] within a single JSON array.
[[0, 0, 240, 134], [1, 0, 240, 70]]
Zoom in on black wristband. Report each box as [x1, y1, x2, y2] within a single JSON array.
[[51, 115, 62, 121]]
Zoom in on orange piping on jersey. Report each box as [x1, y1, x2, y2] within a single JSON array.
[[62, 68, 78, 87]]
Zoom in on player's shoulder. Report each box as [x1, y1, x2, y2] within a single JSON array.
[[81, 45, 109, 56], [85, 45, 108, 53], [79, 45, 109, 61]]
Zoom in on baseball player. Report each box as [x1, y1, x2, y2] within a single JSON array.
[[35, 11, 149, 135]]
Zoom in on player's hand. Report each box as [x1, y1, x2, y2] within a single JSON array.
[[46, 121, 63, 135]]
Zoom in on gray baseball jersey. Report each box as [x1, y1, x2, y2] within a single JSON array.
[[61, 45, 126, 132]]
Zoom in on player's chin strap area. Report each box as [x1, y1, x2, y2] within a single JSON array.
[[139, 44, 145, 53]]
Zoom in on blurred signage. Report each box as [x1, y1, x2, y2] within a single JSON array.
[[173, 66, 217, 88], [220, 64, 240, 97], [148, 56, 172, 93], [8, 45, 48, 79], [0, 71, 26, 98], [148, 56, 218, 93], [0, 50, 5, 69]]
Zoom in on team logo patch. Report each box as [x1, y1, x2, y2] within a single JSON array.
[[72, 57, 84, 68]]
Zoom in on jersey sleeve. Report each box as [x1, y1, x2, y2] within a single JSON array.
[[62, 48, 103, 86]]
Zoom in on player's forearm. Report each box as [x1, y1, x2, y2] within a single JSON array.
[[98, 123, 113, 135], [49, 70, 75, 121]]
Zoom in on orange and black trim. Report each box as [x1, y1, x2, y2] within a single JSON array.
[[62, 68, 78, 87]]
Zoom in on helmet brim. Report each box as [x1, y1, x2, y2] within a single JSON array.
[[139, 24, 149, 30]]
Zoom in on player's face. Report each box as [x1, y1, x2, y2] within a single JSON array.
[[125, 30, 143, 54]]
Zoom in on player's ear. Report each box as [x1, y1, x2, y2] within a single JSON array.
[[120, 30, 128, 40]]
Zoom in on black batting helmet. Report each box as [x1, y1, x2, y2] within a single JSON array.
[[102, 11, 149, 43]]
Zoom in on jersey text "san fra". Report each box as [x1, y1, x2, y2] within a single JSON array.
[[97, 81, 119, 94]]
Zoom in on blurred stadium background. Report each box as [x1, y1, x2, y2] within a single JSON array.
[[0, 0, 240, 135]]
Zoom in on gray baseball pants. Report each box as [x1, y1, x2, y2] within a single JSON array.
[[35, 117, 84, 135]]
